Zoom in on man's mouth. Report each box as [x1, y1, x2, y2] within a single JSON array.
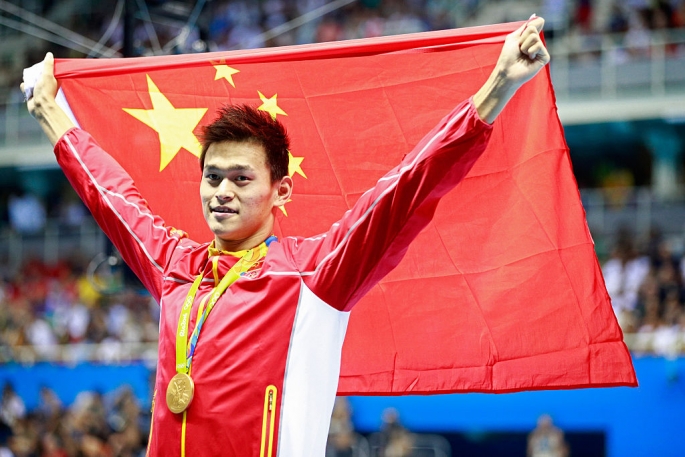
[[212, 206, 237, 214]]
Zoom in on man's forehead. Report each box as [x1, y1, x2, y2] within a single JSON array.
[[204, 140, 267, 168]]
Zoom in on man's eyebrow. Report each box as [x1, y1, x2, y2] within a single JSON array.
[[203, 164, 254, 173]]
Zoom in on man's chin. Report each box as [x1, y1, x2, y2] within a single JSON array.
[[208, 222, 241, 239]]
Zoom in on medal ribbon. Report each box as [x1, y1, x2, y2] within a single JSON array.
[[174, 236, 276, 375]]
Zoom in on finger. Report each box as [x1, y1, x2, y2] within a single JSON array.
[[519, 23, 541, 43], [521, 38, 550, 65], [520, 34, 541, 57], [528, 16, 545, 33], [532, 42, 550, 65], [526, 42, 546, 61], [43, 52, 55, 76]]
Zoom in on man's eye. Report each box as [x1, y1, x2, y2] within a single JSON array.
[[235, 176, 249, 182], [206, 174, 220, 181]]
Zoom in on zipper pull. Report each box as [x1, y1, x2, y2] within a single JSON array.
[[268, 390, 274, 411]]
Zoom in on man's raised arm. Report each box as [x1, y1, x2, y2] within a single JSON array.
[[473, 16, 549, 124], [19, 52, 187, 302], [21, 52, 74, 145], [292, 17, 550, 310]]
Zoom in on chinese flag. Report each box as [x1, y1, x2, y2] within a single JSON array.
[[53, 22, 636, 394]]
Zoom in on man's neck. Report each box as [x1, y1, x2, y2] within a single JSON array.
[[214, 231, 272, 253]]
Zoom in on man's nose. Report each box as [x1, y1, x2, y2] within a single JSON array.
[[216, 181, 235, 202]]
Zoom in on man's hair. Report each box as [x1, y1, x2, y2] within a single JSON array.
[[199, 104, 290, 182]]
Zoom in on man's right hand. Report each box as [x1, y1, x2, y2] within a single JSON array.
[[21, 52, 59, 118], [20, 52, 75, 145]]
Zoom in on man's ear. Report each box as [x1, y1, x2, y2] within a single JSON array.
[[273, 175, 293, 208]]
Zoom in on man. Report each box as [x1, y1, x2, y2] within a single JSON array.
[[527, 414, 569, 457], [23, 17, 549, 457]]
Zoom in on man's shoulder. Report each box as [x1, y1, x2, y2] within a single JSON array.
[[165, 238, 211, 275], [270, 235, 323, 272]]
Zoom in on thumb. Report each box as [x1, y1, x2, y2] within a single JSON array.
[[43, 52, 55, 77]]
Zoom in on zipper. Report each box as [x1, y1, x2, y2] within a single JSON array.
[[260, 385, 278, 457], [146, 389, 157, 457], [180, 365, 194, 457]]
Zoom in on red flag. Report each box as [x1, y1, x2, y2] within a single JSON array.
[[53, 22, 636, 394]]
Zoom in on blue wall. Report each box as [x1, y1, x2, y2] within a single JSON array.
[[0, 362, 152, 410], [1, 356, 683, 457], [348, 356, 685, 457]]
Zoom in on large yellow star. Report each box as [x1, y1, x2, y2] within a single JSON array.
[[288, 151, 307, 179], [258, 91, 287, 119], [214, 65, 239, 87], [123, 75, 207, 171]]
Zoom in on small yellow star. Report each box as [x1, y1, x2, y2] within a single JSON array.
[[214, 65, 240, 87], [278, 199, 293, 216], [123, 75, 207, 171], [258, 91, 287, 120], [288, 151, 307, 179]]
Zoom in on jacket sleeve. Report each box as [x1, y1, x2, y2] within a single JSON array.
[[294, 98, 493, 311], [54, 128, 188, 302]]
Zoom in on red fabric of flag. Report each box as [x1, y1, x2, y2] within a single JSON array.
[[53, 22, 637, 394]]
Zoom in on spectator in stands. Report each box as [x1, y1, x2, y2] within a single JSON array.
[[105, 387, 143, 456], [541, 0, 570, 39], [0, 421, 12, 457], [527, 414, 568, 457], [39, 432, 68, 457], [327, 397, 368, 457], [606, 2, 628, 34], [24, 313, 58, 360], [624, 8, 652, 58], [57, 188, 87, 230], [630, 233, 685, 354], [0, 383, 25, 429], [374, 408, 414, 457], [36, 387, 62, 426], [575, 0, 593, 32], [602, 229, 650, 328], [7, 190, 46, 235]]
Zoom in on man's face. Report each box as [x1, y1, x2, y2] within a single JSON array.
[[200, 140, 289, 251]]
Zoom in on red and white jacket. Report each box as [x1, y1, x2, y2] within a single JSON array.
[[54, 98, 492, 457]]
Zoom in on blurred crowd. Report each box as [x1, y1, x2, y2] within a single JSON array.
[[0, 380, 572, 456], [547, 0, 685, 38], [556, 0, 685, 62], [2, 0, 685, 141], [0, 256, 158, 365], [603, 226, 685, 357], [0, 385, 424, 457], [1, 187, 87, 237], [0, 382, 149, 457], [104, 0, 685, 57], [65, 0, 479, 57], [7, 0, 685, 63], [327, 401, 421, 457]]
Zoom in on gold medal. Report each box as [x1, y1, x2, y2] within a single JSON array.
[[166, 372, 195, 414]]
